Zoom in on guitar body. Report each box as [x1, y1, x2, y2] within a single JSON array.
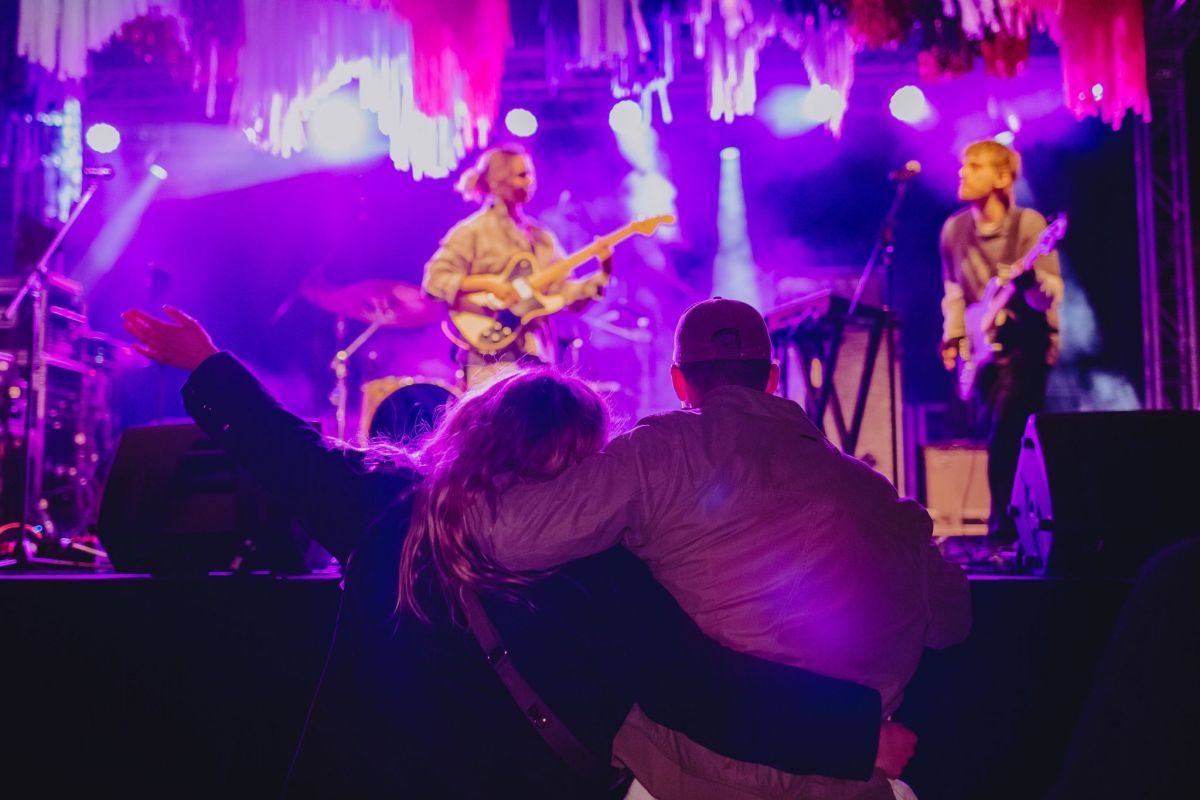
[[956, 280, 1001, 401], [952, 214, 1068, 403], [443, 214, 676, 356], [450, 252, 566, 354]]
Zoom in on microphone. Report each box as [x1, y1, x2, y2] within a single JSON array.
[[888, 160, 921, 181], [83, 165, 116, 180]]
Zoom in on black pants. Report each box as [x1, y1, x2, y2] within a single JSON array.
[[976, 350, 1049, 538]]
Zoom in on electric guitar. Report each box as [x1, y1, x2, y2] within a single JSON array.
[[955, 214, 1067, 401], [447, 215, 676, 355]]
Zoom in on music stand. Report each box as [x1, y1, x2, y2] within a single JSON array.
[[0, 177, 104, 570]]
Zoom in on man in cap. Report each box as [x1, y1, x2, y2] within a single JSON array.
[[462, 297, 971, 799]]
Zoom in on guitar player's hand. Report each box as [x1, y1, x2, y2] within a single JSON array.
[[461, 274, 519, 305], [940, 340, 959, 372]]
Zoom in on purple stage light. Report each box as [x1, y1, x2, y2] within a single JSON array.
[[994, 131, 1015, 146], [505, 108, 538, 138], [149, 164, 168, 180], [889, 85, 931, 125], [308, 91, 369, 159], [802, 85, 845, 124], [608, 100, 644, 135], [720, 147, 740, 161], [85, 123, 121, 154]]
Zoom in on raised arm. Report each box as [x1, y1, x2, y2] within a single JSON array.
[[122, 307, 414, 562], [469, 423, 669, 572]]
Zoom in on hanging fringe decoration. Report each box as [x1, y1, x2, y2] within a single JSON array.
[[234, 0, 508, 179], [377, 0, 511, 137], [17, 0, 183, 80], [847, 0, 916, 49], [1031, 0, 1150, 128], [782, 8, 857, 137]]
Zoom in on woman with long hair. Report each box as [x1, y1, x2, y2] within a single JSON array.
[[121, 305, 899, 799]]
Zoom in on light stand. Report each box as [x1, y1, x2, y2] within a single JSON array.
[[0, 178, 103, 569]]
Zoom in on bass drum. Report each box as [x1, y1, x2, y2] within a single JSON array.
[[359, 376, 461, 444]]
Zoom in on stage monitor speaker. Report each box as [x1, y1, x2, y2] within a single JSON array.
[[96, 423, 332, 575], [1011, 410, 1200, 578]]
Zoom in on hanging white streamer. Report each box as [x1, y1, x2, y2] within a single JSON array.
[[17, 0, 183, 80]]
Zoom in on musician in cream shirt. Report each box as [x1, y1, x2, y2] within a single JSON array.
[[422, 144, 610, 387], [938, 139, 1064, 542]]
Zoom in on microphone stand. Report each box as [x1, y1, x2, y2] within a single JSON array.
[[847, 174, 914, 495], [0, 178, 103, 569]]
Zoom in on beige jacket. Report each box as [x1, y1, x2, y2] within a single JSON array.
[[468, 386, 972, 799]]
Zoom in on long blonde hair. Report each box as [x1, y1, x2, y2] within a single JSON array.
[[396, 367, 610, 621], [455, 143, 529, 204]]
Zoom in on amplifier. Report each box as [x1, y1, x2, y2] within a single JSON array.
[[920, 441, 989, 537]]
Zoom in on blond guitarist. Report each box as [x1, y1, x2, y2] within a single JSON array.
[[423, 144, 611, 388], [938, 140, 1064, 543]]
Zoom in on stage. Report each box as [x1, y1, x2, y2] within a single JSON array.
[[2, 569, 1131, 799]]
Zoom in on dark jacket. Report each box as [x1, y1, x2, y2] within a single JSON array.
[[182, 353, 883, 798]]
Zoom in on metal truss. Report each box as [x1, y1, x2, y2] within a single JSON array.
[[1136, 0, 1200, 409]]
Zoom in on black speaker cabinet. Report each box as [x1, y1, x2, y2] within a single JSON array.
[[1011, 411, 1200, 577], [96, 423, 332, 575]]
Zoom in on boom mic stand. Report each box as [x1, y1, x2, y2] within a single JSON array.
[[846, 164, 918, 495], [0, 175, 104, 570]]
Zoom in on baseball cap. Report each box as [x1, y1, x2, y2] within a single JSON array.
[[673, 297, 773, 364]]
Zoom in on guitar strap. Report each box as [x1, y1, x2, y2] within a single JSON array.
[[458, 587, 612, 784], [1001, 207, 1026, 270]]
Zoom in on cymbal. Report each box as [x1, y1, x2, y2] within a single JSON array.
[[302, 279, 439, 328]]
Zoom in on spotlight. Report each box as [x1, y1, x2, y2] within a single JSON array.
[[1006, 113, 1022, 132], [994, 131, 1015, 146], [720, 147, 740, 161], [1091, 83, 1105, 101], [149, 164, 168, 180], [504, 108, 538, 138], [85, 123, 121, 154], [802, 84, 845, 124], [889, 85, 931, 125], [608, 100, 644, 135], [308, 91, 369, 160]]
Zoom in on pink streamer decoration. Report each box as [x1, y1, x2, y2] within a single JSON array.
[[378, 0, 511, 130], [1030, 0, 1150, 128]]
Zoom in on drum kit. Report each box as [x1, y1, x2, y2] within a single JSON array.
[[299, 278, 459, 443]]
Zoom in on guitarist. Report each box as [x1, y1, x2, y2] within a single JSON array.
[[938, 140, 1064, 543], [423, 144, 611, 388]]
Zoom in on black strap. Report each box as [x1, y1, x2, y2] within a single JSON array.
[[458, 589, 609, 781]]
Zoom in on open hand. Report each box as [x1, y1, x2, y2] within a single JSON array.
[[874, 720, 917, 779], [121, 306, 218, 372]]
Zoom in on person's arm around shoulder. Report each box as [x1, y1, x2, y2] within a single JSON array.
[[475, 421, 670, 572]]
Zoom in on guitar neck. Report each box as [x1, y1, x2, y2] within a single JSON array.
[[528, 225, 638, 292]]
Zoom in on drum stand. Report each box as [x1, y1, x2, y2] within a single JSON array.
[[1, 178, 105, 570], [328, 316, 384, 442]]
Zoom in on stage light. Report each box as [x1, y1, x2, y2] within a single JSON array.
[[149, 164, 168, 180], [1092, 83, 1105, 101], [802, 84, 845, 124], [889, 85, 931, 125], [608, 100, 644, 135], [308, 91, 369, 159], [85, 123, 121, 154], [504, 108, 538, 138], [713, 147, 762, 308], [1006, 113, 1022, 132], [994, 131, 1015, 146]]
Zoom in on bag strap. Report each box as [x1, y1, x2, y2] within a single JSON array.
[[458, 588, 609, 781]]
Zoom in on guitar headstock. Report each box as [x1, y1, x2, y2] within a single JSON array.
[[1027, 213, 1068, 263], [631, 214, 677, 236]]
